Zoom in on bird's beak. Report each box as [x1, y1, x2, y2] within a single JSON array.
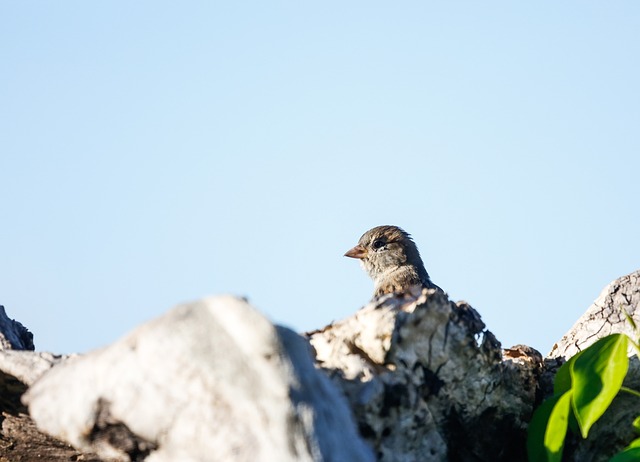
[[344, 245, 367, 259]]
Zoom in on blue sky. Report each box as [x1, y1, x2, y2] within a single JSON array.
[[2, 2, 639, 355]]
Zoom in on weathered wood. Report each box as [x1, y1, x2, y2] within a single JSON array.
[[308, 288, 543, 462], [0, 306, 33, 352], [0, 270, 638, 461], [23, 296, 373, 462], [0, 335, 98, 461], [547, 270, 640, 462], [0, 411, 101, 462], [549, 270, 640, 359]]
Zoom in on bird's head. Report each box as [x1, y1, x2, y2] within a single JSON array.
[[344, 225, 426, 284]]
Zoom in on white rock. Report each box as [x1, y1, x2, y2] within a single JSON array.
[[0, 350, 69, 386], [24, 295, 373, 462]]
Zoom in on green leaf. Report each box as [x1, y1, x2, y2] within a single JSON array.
[[571, 334, 629, 438], [554, 352, 582, 396], [544, 391, 573, 461], [609, 446, 640, 462], [633, 416, 640, 434], [628, 438, 640, 449], [528, 395, 560, 462], [527, 393, 571, 462]]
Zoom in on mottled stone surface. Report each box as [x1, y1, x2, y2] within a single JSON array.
[[0, 306, 33, 351], [0, 307, 87, 461], [545, 270, 640, 462], [3, 270, 638, 461], [549, 270, 640, 359], [0, 350, 69, 386], [24, 296, 374, 462], [308, 288, 542, 462]]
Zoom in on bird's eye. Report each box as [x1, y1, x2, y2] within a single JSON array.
[[372, 239, 385, 250]]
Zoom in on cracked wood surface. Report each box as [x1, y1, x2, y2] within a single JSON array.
[[307, 288, 543, 462], [0, 352, 100, 461], [548, 270, 640, 359], [0, 306, 33, 352], [0, 307, 98, 462], [23, 296, 374, 462], [1, 270, 637, 461]]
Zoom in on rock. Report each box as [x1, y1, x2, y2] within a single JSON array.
[[0, 411, 102, 462], [24, 295, 374, 462], [308, 288, 543, 462], [0, 305, 34, 351], [0, 350, 70, 426], [6, 270, 638, 461], [542, 270, 640, 461], [0, 306, 91, 461], [564, 356, 640, 462], [0, 350, 69, 386], [548, 270, 640, 359]]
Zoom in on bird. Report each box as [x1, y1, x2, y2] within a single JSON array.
[[344, 225, 442, 297]]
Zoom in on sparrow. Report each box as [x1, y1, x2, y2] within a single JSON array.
[[344, 225, 442, 297]]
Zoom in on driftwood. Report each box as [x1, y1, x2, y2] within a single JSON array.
[[0, 306, 33, 351], [547, 270, 640, 462], [0, 271, 637, 461], [0, 305, 95, 461], [307, 288, 542, 461], [549, 270, 640, 359], [23, 296, 373, 462]]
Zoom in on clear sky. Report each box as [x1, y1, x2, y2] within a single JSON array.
[[2, 2, 639, 355]]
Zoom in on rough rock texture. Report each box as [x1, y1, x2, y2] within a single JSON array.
[[24, 296, 374, 462], [0, 306, 92, 462], [308, 288, 544, 462], [0, 306, 34, 351], [549, 270, 640, 359], [0, 411, 102, 462], [544, 270, 640, 462], [1, 270, 638, 461], [564, 356, 640, 462], [0, 350, 73, 458], [0, 350, 69, 386]]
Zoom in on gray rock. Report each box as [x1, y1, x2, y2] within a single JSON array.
[[308, 288, 542, 462], [0, 325, 89, 461], [542, 270, 640, 461], [548, 269, 640, 359], [12, 270, 639, 461], [24, 295, 374, 462], [0, 305, 34, 351], [565, 356, 640, 462], [0, 349, 71, 440]]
